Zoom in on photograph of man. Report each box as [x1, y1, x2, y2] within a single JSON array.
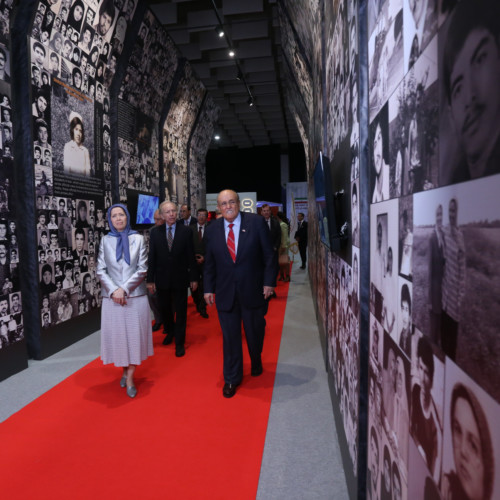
[[411, 336, 442, 482], [441, 198, 465, 360], [368, 426, 380, 500], [72, 227, 88, 259], [32, 89, 49, 119], [32, 41, 46, 68], [0, 46, 9, 83], [441, 0, 500, 184], [94, 0, 115, 40], [34, 118, 50, 150], [398, 283, 412, 357], [294, 212, 308, 269], [191, 208, 209, 319], [203, 190, 275, 398], [63, 112, 91, 176], [147, 201, 198, 358]]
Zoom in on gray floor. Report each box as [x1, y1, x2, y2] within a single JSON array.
[[0, 261, 348, 499]]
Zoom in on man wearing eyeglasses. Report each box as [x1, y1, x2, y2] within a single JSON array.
[[204, 189, 275, 398]]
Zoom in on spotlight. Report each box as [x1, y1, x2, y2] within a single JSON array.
[[214, 134, 220, 140], [228, 50, 235, 57], [216, 26, 224, 37], [247, 96, 254, 107], [236, 69, 243, 81]]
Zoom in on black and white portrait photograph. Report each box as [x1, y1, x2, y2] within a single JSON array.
[[51, 79, 94, 177], [396, 277, 413, 358], [368, 0, 404, 121], [398, 196, 413, 280], [371, 104, 390, 203], [389, 35, 439, 197], [412, 175, 500, 403], [409, 330, 444, 487], [403, 0, 437, 71], [441, 359, 500, 500], [438, 0, 500, 186]]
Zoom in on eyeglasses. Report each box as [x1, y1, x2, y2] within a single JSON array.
[[219, 200, 237, 208]]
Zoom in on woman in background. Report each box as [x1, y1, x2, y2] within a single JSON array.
[[276, 211, 290, 282], [97, 204, 153, 398]]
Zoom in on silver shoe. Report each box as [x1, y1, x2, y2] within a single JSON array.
[[126, 385, 137, 398], [120, 375, 127, 388]]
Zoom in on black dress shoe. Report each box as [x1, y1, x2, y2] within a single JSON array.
[[175, 345, 185, 357], [251, 362, 263, 377], [200, 310, 209, 318], [222, 382, 239, 398], [152, 322, 163, 332], [300, 265, 306, 269], [162, 333, 174, 345]]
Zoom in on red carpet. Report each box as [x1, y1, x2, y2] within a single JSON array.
[[0, 280, 290, 499]]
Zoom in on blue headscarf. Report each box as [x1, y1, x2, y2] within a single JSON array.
[[106, 203, 137, 265]]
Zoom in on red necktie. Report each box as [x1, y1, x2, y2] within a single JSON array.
[[227, 223, 236, 262]]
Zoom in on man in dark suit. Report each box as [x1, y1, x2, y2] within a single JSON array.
[[261, 203, 280, 298], [179, 204, 198, 227], [190, 207, 209, 318], [147, 201, 198, 357], [148, 209, 165, 332], [204, 190, 276, 398], [294, 212, 308, 269]]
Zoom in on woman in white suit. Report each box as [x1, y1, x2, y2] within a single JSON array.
[[97, 204, 153, 398]]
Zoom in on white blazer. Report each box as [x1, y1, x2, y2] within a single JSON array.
[[96, 233, 148, 298]]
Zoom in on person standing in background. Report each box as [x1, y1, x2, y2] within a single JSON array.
[[260, 203, 280, 297], [191, 208, 209, 319], [294, 212, 308, 269]]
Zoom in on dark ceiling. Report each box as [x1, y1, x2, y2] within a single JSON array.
[[148, 0, 302, 149]]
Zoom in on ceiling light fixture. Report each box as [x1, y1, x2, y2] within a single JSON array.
[[216, 26, 224, 37], [214, 134, 220, 140], [228, 50, 235, 57], [247, 96, 254, 107], [236, 69, 243, 81]]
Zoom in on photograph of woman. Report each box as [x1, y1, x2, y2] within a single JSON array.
[[63, 112, 91, 176], [442, 383, 495, 499], [67, 0, 85, 34], [96, 204, 153, 398], [371, 106, 390, 203]]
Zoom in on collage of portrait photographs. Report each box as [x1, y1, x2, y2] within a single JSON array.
[[188, 96, 220, 214], [162, 65, 206, 205], [31, 0, 137, 100], [327, 249, 360, 472], [118, 10, 179, 123], [117, 113, 159, 203], [322, 0, 361, 474], [0, 1, 22, 351], [37, 195, 108, 328], [367, 1, 500, 499]]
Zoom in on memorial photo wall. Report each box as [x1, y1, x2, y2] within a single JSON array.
[[162, 63, 205, 205], [367, 1, 500, 499], [188, 95, 220, 213], [117, 8, 180, 205], [29, 0, 132, 330], [0, 0, 24, 352], [323, 0, 361, 482]]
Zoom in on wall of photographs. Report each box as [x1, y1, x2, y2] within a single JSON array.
[[117, 9, 179, 203], [28, 0, 137, 332], [0, 1, 24, 355], [188, 95, 220, 214], [162, 63, 206, 206], [280, 0, 500, 499]]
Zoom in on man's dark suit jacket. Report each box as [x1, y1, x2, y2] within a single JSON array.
[[294, 220, 308, 244], [178, 216, 198, 227], [191, 222, 209, 257], [266, 216, 281, 252], [204, 212, 275, 311], [147, 224, 197, 289]]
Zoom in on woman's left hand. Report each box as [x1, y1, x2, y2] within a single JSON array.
[[111, 287, 127, 306]]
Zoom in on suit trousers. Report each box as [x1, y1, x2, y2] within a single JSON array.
[[147, 289, 163, 324], [299, 241, 307, 266], [217, 294, 266, 384], [191, 263, 206, 313], [157, 288, 188, 347]]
